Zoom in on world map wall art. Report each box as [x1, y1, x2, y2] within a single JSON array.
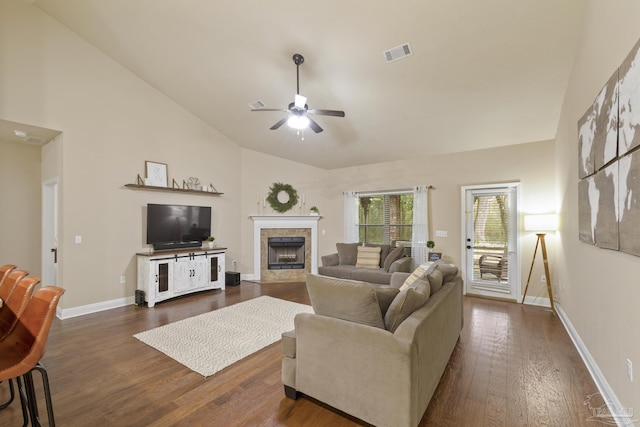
[[578, 37, 640, 256]]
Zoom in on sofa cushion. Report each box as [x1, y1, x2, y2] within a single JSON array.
[[306, 274, 385, 329], [383, 246, 405, 271], [384, 279, 431, 332], [427, 269, 444, 294], [317, 266, 355, 280], [374, 287, 400, 317], [355, 246, 381, 269], [336, 243, 359, 265], [365, 243, 391, 267], [436, 263, 459, 282], [351, 268, 392, 285], [400, 262, 438, 290]]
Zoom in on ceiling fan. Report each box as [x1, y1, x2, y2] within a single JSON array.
[[252, 53, 345, 134]]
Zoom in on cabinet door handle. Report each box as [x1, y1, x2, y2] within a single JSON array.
[[155, 274, 159, 283], [218, 265, 221, 272]]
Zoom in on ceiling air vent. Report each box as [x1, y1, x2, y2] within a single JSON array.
[[24, 136, 46, 145], [248, 100, 267, 110], [384, 43, 413, 63]]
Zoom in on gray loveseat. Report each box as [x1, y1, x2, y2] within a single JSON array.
[[318, 242, 412, 285], [282, 263, 464, 427]]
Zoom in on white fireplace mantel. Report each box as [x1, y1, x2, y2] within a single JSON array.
[[251, 215, 320, 281]]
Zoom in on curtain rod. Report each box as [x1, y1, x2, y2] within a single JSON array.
[[344, 185, 434, 196]]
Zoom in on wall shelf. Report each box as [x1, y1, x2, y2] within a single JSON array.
[[124, 183, 223, 196]]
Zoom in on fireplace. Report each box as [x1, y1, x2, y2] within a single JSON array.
[[268, 237, 305, 270], [251, 216, 320, 282]]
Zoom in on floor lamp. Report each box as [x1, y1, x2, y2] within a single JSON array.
[[521, 214, 558, 315]]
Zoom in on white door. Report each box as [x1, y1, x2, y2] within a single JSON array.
[[42, 178, 58, 286], [462, 184, 519, 300]]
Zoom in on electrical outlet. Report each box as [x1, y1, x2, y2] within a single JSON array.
[[119, 276, 126, 284], [540, 275, 546, 283], [75, 235, 82, 244], [627, 359, 633, 381]]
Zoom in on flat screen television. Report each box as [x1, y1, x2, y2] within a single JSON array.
[[146, 203, 211, 251]]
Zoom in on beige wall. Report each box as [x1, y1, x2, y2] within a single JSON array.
[[0, 1, 242, 309], [555, 0, 640, 413], [324, 140, 557, 299], [0, 138, 41, 273]]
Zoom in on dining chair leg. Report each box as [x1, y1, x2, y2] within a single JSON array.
[[32, 363, 55, 427], [0, 379, 15, 410], [15, 376, 30, 427], [23, 371, 42, 426]]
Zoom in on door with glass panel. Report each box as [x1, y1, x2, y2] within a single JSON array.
[[463, 184, 519, 300]]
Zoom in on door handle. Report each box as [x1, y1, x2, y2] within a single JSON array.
[[51, 248, 58, 263]]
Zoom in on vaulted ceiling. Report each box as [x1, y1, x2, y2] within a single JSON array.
[[30, 0, 585, 169]]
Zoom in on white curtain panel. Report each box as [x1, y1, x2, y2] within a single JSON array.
[[411, 185, 429, 268], [343, 191, 359, 243]]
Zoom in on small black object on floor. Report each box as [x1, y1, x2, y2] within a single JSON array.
[[225, 271, 241, 286]]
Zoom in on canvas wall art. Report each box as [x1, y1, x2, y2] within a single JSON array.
[[578, 36, 640, 256]]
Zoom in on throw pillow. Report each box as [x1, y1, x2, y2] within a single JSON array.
[[435, 263, 459, 282], [365, 243, 391, 267], [400, 262, 438, 290], [426, 269, 444, 294], [305, 274, 385, 329], [383, 246, 405, 271], [336, 243, 359, 265], [374, 287, 400, 317], [355, 246, 381, 269], [384, 280, 431, 332]]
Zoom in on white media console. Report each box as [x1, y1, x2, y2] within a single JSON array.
[[136, 248, 226, 307]]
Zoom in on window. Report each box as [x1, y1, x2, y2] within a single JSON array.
[[358, 192, 413, 246]]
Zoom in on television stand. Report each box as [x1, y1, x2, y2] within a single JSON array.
[[136, 247, 227, 307]]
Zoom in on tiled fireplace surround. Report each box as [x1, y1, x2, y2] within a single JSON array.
[[251, 216, 320, 282]]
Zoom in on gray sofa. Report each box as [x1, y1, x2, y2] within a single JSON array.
[[282, 263, 464, 427], [318, 242, 412, 285]]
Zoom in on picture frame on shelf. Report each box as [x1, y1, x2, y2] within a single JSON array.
[[428, 252, 442, 262], [145, 161, 168, 187]]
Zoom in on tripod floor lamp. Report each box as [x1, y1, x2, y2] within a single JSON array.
[[521, 214, 558, 315]]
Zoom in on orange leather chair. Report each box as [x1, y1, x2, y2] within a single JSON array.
[[0, 270, 29, 304], [0, 286, 65, 426], [0, 277, 40, 412], [0, 264, 17, 288]]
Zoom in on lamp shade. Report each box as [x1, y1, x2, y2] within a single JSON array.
[[524, 214, 558, 232]]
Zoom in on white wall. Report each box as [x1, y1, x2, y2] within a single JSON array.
[[556, 0, 640, 418], [0, 138, 41, 272], [0, 1, 242, 309], [555, 0, 640, 414]]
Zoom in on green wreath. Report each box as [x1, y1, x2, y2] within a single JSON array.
[[267, 182, 299, 213]]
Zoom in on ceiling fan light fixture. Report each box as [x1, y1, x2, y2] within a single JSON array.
[[287, 115, 310, 130]]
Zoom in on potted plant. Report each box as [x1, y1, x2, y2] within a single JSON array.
[[206, 236, 216, 249], [310, 206, 320, 216]]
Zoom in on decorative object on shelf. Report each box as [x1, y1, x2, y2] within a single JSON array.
[[186, 177, 201, 191], [145, 161, 168, 187], [426, 240, 441, 261], [206, 236, 216, 249], [267, 182, 299, 213], [310, 206, 320, 216]]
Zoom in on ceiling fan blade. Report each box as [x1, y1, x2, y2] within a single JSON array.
[[309, 109, 345, 117], [251, 108, 287, 112], [308, 117, 324, 133], [294, 94, 307, 109], [270, 118, 288, 130]]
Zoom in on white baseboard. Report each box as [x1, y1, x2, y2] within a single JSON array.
[[58, 296, 135, 319], [556, 303, 636, 427], [522, 295, 551, 307]]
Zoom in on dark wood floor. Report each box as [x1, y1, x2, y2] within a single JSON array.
[[0, 281, 599, 426]]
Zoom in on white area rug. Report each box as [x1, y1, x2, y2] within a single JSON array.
[[133, 296, 313, 377]]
